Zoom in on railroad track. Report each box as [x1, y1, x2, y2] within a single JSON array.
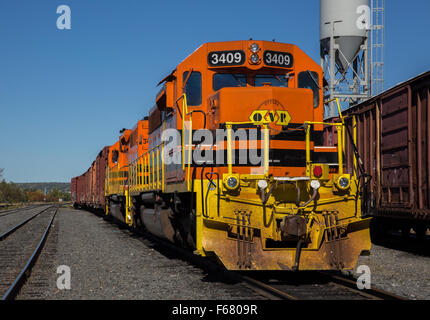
[[0, 205, 57, 300], [100, 213, 407, 301], [0, 204, 42, 218], [239, 271, 407, 300]]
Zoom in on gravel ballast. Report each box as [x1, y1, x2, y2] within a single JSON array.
[[345, 243, 430, 300], [0, 205, 51, 235], [26, 207, 260, 300]]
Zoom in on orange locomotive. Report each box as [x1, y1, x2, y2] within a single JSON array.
[[73, 40, 371, 271], [106, 120, 149, 222]]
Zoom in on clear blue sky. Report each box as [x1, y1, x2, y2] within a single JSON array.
[[1, 0, 429, 183]]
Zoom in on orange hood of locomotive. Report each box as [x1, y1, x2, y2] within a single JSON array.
[[208, 87, 314, 129]]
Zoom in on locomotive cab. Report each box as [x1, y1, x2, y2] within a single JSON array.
[[106, 129, 131, 222]]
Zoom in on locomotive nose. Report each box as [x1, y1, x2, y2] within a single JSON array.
[[208, 86, 314, 129], [206, 86, 316, 178]]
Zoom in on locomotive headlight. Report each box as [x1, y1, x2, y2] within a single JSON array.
[[310, 180, 321, 190], [250, 43, 259, 53], [225, 175, 239, 190], [336, 175, 351, 190], [258, 179, 268, 190], [250, 54, 260, 64]]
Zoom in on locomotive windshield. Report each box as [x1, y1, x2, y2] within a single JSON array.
[[213, 73, 247, 91], [213, 73, 289, 91], [254, 74, 288, 87]]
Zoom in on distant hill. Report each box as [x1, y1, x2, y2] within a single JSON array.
[[16, 182, 70, 193]]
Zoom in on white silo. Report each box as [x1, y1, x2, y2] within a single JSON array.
[[320, 0, 371, 118]]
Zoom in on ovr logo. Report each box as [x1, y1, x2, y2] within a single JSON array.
[[249, 110, 291, 126]]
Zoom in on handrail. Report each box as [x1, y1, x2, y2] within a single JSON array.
[[113, 151, 163, 226], [152, 151, 155, 190], [325, 98, 345, 152], [226, 124, 233, 174], [176, 94, 193, 191], [305, 121, 344, 175], [124, 140, 167, 193], [225, 121, 270, 175], [106, 163, 129, 195], [325, 98, 344, 123]]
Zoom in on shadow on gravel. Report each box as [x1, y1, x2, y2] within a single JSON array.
[[98, 214, 241, 286], [371, 226, 430, 257], [371, 235, 430, 257], [369, 218, 430, 257], [241, 270, 333, 286], [82, 209, 359, 289]]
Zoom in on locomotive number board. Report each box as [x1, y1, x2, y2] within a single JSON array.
[[208, 50, 245, 67], [263, 51, 294, 68]]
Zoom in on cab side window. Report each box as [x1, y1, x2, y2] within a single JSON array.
[[298, 71, 320, 108], [183, 71, 202, 106], [112, 150, 119, 163]]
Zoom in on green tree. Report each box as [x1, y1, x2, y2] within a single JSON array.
[[0, 180, 27, 203], [46, 187, 61, 202], [59, 190, 71, 201], [26, 190, 45, 202], [0, 179, 6, 203]]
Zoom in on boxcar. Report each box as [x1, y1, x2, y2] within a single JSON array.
[[76, 174, 84, 207], [71, 177, 77, 206], [94, 147, 109, 210], [325, 71, 430, 237], [72, 146, 109, 210]]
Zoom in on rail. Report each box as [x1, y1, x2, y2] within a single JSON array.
[[0, 204, 41, 218], [0, 206, 53, 241], [318, 272, 407, 300], [239, 272, 406, 300], [1, 206, 58, 300]]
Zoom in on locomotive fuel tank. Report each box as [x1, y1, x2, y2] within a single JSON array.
[[110, 201, 125, 223], [140, 206, 175, 243]]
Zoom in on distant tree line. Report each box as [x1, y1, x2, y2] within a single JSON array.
[[0, 180, 27, 203], [0, 169, 70, 203], [17, 182, 70, 193]]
